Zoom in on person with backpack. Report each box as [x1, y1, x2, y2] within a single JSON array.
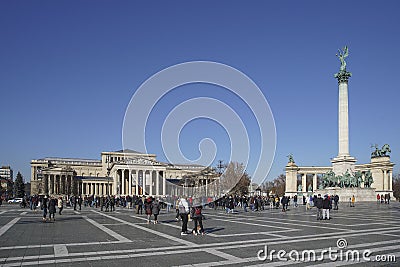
[[178, 197, 190, 235], [152, 199, 160, 224], [191, 203, 205, 235]]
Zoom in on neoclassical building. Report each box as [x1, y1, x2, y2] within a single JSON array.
[[30, 149, 213, 197]]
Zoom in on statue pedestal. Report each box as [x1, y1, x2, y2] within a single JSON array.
[[314, 187, 376, 202], [331, 155, 357, 175]]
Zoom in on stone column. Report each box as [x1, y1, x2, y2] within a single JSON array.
[[128, 170, 132, 196], [135, 171, 139, 196], [143, 171, 146, 195], [313, 174, 317, 192], [122, 170, 126, 195], [302, 174, 306, 192], [156, 171, 160, 196], [389, 171, 393, 191], [162, 172, 166, 196], [361, 173, 365, 188], [383, 170, 387, 190], [113, 171, 117, 195], [149, 171, 153, 196], [338, 79, 350, 157]]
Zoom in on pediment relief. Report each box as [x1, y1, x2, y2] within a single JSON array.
[[123, 157, 164, 166]]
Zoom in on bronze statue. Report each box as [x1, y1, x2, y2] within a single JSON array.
[[287, 154, 295, 164], [336, 46, 349, 72]]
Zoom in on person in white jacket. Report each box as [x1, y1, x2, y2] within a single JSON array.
[[178, 197, 190, 235]]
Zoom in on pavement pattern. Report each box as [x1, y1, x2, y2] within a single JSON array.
[[0, 201, 399, 266]]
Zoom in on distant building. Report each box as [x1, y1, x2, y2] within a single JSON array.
[[30, 149, 219, 197], [0, 166, 13, 198]]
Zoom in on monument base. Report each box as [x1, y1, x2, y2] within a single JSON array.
[[331, 155, 357, 175], [314, 187, 377, 202]]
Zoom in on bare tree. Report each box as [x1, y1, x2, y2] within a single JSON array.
[[219, 162, 246, 195], [393, 173, 400, 201]]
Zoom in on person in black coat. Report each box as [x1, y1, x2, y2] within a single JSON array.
[[48, 196, 57, 221], [314, 194, 323, 220], [322, 195, 331, 220]]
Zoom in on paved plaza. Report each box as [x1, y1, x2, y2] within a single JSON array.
[[1, 202, 399, 266]]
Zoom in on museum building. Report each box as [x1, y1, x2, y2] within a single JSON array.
[[30, 149, 213, 197]]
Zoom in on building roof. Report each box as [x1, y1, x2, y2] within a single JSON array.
[[41, 157, 101, 163], [113, 149, 144, 154], [75, 176, 112, 181]]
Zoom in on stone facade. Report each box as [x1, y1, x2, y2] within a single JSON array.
[[30, 149, 215, 197], [285, 156, 394, 199]]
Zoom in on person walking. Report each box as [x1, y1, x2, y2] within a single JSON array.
[[78, 196, 82, 210], [306, 195, 311, 211], [152, 199, 160, 224], [350, 195, 355, 207], [144, 197, 153, 224], [42, 196, 48, 222], [110, 196, 115, 212], [333, 195, 339, 210], [136, 197, 143, 214], [175, 198, 180, 221], [178, 197, 190, 235], [322, 195, 330, 220], [191, 202, 205, 235], [315, 194, 323, 220], [57, 197, 63, 215], [48, 196, 57, 221]]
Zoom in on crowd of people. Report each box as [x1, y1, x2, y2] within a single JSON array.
[[377, 193, 391, 204], [6, 191, 394, 234]]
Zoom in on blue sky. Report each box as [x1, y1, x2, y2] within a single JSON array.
[[0, 1, 399, 183]]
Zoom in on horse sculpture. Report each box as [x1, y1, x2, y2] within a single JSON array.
[[371, 144, 391, 158]]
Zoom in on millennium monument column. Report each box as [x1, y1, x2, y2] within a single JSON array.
[[331, 46, 357, 175]]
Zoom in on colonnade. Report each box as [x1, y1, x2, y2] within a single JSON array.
[[81, 182, 112, 196], [43, 174, 75, 195], [114, 169, 166, 197]]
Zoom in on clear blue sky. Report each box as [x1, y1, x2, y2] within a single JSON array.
[[1, 1, 399, 183]]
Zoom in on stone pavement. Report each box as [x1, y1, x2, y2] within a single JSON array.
[[0, 201, 399, 266]]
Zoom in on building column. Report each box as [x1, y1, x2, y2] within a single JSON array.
[[128, 170, 132, 196], [149, 171, 153, 196], [156, 171, 160, 196], [389, 171, 393, 191], [361, 173, 365, 188], [135, 171, 139, 196], [121, 169, 125, 195], [383, 170, 387, 190], [143, 171, 146, 195], [313, 174, 317, 192], [302, 174, 307, 192], [113, 171, 117, 195], [162, 172, 166, 196]]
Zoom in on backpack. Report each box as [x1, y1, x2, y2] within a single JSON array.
[[195, 207, 201, 215], [179, 205, 186, 214]]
